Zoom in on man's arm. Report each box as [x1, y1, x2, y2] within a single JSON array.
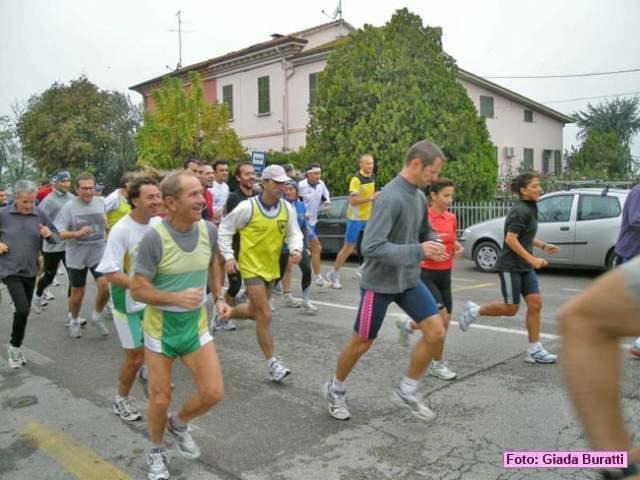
[[284, 202, 303, 254], [131, 274, 202, 309], [217, 200, 252, 261]]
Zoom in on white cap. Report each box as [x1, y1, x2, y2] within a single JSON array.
[[261, 165, 290, 183]]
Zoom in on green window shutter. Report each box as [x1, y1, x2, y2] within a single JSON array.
[[480, 96, 494, 118], [542, 150, 552, 174], [523, 148, 534, 170], [258, 76, 270, 115], [524, 109, 533, 122], [309, 73, 318, 105], [222, 85, 233, 119], [554, 150, 562, 176]]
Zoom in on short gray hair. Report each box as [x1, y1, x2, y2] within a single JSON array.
[[160, 170, 197, 199], [405, 140, 446, 166], [14, 180, 37, 195]]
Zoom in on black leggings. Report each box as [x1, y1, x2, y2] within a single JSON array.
[[420, 268, 453, 314], [36, 251, 69, 297], [278, 250, 312, 292], [3, 276, 36, 348], [227, 272, 243, 298]]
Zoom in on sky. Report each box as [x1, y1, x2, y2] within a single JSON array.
[[1, 0, 639, 157]]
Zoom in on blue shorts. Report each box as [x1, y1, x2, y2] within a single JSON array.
[[344, 220, 367, 244], [353, 282, 440, 340], [498, 270, 540, 305], [307, 224, 318, 241]]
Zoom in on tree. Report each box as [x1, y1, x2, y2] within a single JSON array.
[[567, 130, 631, 180], [135, 72, 244, 169], [575, 97, 640, 147], [0, 104, 39, 188], [17, 77, 140, 190], [305, 8, 497, 200]]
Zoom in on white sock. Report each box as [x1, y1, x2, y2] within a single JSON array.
[[528, 342, 542, 353], [115, 394, 126, 402], [403, 318, 413, 333], [431, 360, 442, 368], [400, 377, 418, 396], [331, 377, 346, 393], [92, 310, 101, 320], [267, 357, 277, 368]]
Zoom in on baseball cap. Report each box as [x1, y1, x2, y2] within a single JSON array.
[[261, 165, 290, 183]]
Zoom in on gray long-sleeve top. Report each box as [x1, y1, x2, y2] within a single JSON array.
[[0, 204, 59, 279], [360, 175, 436, 294]]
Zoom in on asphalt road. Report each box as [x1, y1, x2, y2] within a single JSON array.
[[1, 258, 639, 480]]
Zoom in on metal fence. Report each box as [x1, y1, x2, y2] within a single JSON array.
[[450, 201, 512, 236]]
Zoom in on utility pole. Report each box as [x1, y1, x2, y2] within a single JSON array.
[[176, 10, 183, 69]]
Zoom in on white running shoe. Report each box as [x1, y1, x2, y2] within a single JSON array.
[[7, 345, 22, 369], [269, 299, 276, 312], [428, 361, 457, 380], [525, 345, 558, 364], [271, 282, 283, 296], [92, 312, 109, 337], [325, 270, 342, 289], [314, 275, 329, 288], [268, 359, 291, 383], [69, 319, 82, 338], [391, 387, 436, 422], [166, 415, 200, 460], [112, 396, 142, 422], [146, 448, 170, 480], [53, 278, 61, 287], [66, 313, 87, 328], [31, 295, 45, 314], [395, 317, 413, 347], [457, 301, 480, 332], [323, 381, 350, 420], [352, 265, 363, 280], [283, 293, 302, 308], [221, 320, 237, 331], [301, 300, 318, 315], [43, 289, 56, 301]]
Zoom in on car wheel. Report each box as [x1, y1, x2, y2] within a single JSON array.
[[605, 249, 618, 270], [474, 241, 500, 273]]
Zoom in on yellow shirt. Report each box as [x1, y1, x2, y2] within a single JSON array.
[[347, 170, 375, 221]]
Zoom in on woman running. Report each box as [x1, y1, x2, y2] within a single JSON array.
[[396, 178, 463, 380], [457, 172, 559, 364]]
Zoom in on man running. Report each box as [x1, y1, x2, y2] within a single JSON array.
[[55, 173, 110, 338], [131, 170, 226, 480], [104, 173, 133, 231], [323, 140, 448, 422], [0, 180, 59, 368], [33, 171, 74, 313], [218, 165, 303, 382], [559, 258, 640, 479], [298, 163, 331, 287], [210, 160, 230, 225], [326, 154, 377, 288], [97, 176, 163, 423]]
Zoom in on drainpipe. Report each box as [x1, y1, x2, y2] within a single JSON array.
[[276, 45, 297, 152]]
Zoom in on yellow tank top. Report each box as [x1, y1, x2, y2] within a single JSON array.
[[106, 195, 132, 229], [239, 198, 288, 281]]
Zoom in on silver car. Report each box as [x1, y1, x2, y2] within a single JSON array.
[[459, 188, 630, 272]]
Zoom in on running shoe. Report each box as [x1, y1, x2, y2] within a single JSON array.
[[325, 270, 342, 289], [235, 291, 248, 304], [166, 414, 200, 460], [391, 387, 436, 422], [7, 345, 22, 369], [314, 275, 329, 288], [525, 345, 558, 364], [65, 313, 87, 328], [53, 278, 61, 287], [457, 301, 480, 332], [352, 265, 363, 280], [395, 317, 413, 347], [428, 361, 457, 380], [146, 448, 170, 480], [221, 320, 237, 331], [268, 359, 291, 383], [91, 312, 109, 337], [269, 298, 276, 312], [43, 289, 56, 301], [283, 293, 302, 308], [69, 319, 82, 338], [271, 282, 283, 296], [31, 295, 45, 314], [112, 396, 142, 422], [301, 300, 318, 315], [629, 338, 640, 358], [323, 381, 350, 420]]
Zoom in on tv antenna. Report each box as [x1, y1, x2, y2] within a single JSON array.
[[170, 10, 183, 69], [322, 0, 342, 20]]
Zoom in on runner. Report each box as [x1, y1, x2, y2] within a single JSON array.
[[323, 140, 448, 422], [104, 173, 133, 231], [131, 170, 227, 480], [0, 180, 59, 368], [326, 154, 377, 289], [33, 171, 74, 313], [396, 178, 464, 380], [457, 172, 559, 364], [278, 179, 318, 314], [210, 160, 230, 225], [0, 186, 8, 207], [218, 165, 303, 382], [298, 163, 331, 287], [97, 176, 163, 423], [559, 257, 640, 479], [55, 173, 110, 338], [197, 163, 214, 222]]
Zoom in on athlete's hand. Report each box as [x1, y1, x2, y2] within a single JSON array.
[[225, 259, 239, 274], [216, 300, 232, 320], [0, 242, 8, 254], [176, 288, 203, 310], [453, 241, 464, 258], [39, 224, 52, 239], [76, 226, 92, 238], [531, 257, 548, 270], [289, 251, 302, 265], [422, 241, 448, 262], [544, 243, 560, 255]]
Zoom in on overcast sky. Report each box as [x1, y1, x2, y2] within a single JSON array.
[[1, 0, 639, 156]]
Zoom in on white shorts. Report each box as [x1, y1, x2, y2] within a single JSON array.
[[113, 309, 144, 350]]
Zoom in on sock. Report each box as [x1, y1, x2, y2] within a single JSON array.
[[170, 413, 188, 431], [403, 318, 413, 333], [302, 287, 310, 302], [267, 357, 277, 368], [92, 310, 101, 320], [431, 360, 442, 368], [331, 377, 346, 393], [115, 394, 126, 402], [400, 377, 418, 396], [528, 342, 542, 353], [151, 443, 165, 453]]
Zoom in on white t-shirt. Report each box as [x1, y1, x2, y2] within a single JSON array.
[[298, 179, 331, 227], [209, 181, 230, 219], [97, 215, 155, 313]]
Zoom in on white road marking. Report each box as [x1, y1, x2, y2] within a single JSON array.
[[561, 288, 584, 293], [452, 277, 477, 283]]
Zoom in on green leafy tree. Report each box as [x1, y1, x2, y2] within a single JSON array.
[[135, 72, 244, 169], [306, 8, 497, 200], [16, 77, 140, 190], [0, 105, 40, 188], [568, 130, 631, 180]]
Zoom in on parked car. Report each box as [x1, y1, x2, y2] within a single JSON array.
[[459, 188, 630, 272], [315, 196, 363, 256]]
